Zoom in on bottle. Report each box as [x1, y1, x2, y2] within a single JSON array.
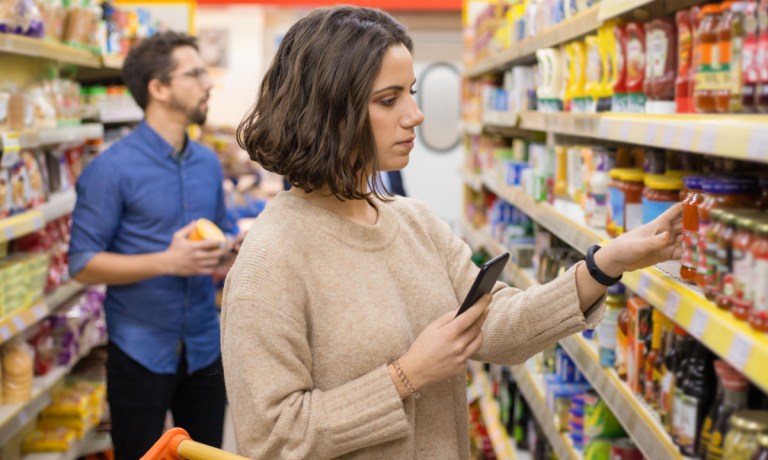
[[681, 176, 705, 283], [716, 212, 739, 310], [598, 283, 625, 369], [716, 2, 749, 113], [748, 223, 768, 332], [616, 305, 630, 381], [626, 22, 647, 112], [660, 326, 678, 432], [731, 216, 757, 321], [677, 8, 696, 112], [757, 0, 768, 112], [677, 342, 716, 457], [743, 1, 760, 111], [695, 5, 724, 113], [614, 24, 629, 112], [672, 331, 695, 443], [699, 360, 735, 458], [645, 18, 678, 114], [587, 148, 613, 228], [644, 309, 665, 407], [707, 369, 750, 460]]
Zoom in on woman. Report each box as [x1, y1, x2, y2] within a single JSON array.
[[222, 6, 682, 459]]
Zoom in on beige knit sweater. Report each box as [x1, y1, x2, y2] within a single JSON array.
[[221, 192, 604, 459]]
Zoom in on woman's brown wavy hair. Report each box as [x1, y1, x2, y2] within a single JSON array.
[[236, 6, 413, 201]]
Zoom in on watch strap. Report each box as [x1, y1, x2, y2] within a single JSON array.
[[585, 244, 623, 286]]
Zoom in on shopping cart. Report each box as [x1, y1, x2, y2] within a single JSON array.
[[141, 427, 249, 460]]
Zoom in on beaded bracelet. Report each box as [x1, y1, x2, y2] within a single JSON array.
[[390, 357, 421, 400]]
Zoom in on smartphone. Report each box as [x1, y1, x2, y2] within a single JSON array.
[[455, 252, 510, 318]]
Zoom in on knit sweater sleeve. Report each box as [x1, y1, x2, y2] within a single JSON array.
[[221, 234, 410, 459], [416, 202, 605, 365]]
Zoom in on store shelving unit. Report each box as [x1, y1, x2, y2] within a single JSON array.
[[465, 4, 601, 78], [0, 189, 77, 244], [511, 362, 580, 460], [23, 430, 112, 460], [461, 218, 681, 459], [0, 35, 101, 68], [0, 339, 104, 447], [468, 362, 518, 460]]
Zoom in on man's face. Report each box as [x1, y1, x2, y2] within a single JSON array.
[[165, 46, 213, 125]]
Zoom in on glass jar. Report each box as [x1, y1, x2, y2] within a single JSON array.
[[608, 169, 645, 237], [722, 410, 768, 460], [753, 433, 768, 460], [699, 208, 725, 298], [643, 174, 683, 225], [748, 223, 768, 332], [681, 176, 705, 283], [732, 216, 758, 320], [696, 5, 725, 113], [716, 212, 739, 310]]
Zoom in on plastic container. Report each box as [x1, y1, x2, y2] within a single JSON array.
[[748, 223, 768, 332], [642, 174, 682, 225], [676, 8, 696, 113], [644, 19, 678, 114], [695, 5, 724, 113], [626, 23, 647, 112]]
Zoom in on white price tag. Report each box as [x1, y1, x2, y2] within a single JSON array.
[[645, 123, 659, 145], [4, 226, 13, 240], [727, 335, 753, 372], [597, 122, 608, 138], [662, 124, 676, 148], [637, 272, 652, 298], [32, 216, 44, 229], [747, 130, 768, 160], [12, 316, 25, 331], [17, 408, 30, 426], [620, 122, 631, 141], [677, 126, 695, 151], [699, 130, 717, 153], [689, 309, 709, 339], [33, 304, 46, 318], [0, 326, 10, 341], [664, 291, 681, 319]]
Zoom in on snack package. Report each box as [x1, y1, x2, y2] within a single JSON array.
[[21, 427, 76, 453], [3, 338, 35, 404], [0, 167, 11, 219], [21, 149, 48, 207]]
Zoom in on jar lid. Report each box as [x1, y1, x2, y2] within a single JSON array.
[[701, 177, 757, 194], [701, 4, 722, 14], [666, 170, 697, 179], [645, 174, 684, 190], [736, 217, 757, 230], [711, 209, 726, 220], [683, 176, 705, 190], [721, 212, 738, 225], [620, 169, 645, 182], [730, 410, 768, 432]]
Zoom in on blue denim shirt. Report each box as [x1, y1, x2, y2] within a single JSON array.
[[68, 121, 232, 374]]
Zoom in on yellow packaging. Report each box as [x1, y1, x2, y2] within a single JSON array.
[[584, 34, 602, 110], [21, 427, 77, 453]]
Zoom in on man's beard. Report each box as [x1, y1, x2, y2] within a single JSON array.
[[170, 94, 207, 125]]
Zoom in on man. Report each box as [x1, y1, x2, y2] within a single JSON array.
[[68, 32, 231, 460]]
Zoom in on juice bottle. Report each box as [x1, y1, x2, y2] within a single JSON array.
[[676, 8, 695, 113], [677, 342, 716, 457], [626, 22, 647, 112], [645, 19, 678, 114], [695, 5, 724, 113], [681, 176, 705, 283], [748, 223, 768, 331]]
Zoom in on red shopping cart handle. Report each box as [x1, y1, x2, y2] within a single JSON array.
[[141, 427, 248, 460]]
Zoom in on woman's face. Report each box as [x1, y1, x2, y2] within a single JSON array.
[[368, 44, 424, 173]]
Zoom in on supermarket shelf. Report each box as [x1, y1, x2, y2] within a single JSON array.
[[20, 123, 104, 148], [478, 172, 768, 394], [482, 173, 605, 254], [598, 0, 656, 21], [0, 189, 77, 244], [468, 362, 517, 460], [0, 34, 101, 68], [101, 54, 124, 70], [462, 121, 483, 136], [511, 363, 580, 460], [24, 430, 112, 460], [0, 279, 85, 344], [466, 5, 600, 78], [622, 263, 768, 394], [461, 169, 483, 192], [559, 334, 680, 460], [99, 107, 143, 124], [519, 111, 768, 163]]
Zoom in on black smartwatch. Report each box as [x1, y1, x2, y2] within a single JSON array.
[[585, 244, 623, 286]]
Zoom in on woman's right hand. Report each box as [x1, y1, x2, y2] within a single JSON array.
[[392, 295, 492, 396]]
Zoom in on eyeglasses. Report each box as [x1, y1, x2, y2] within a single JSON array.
[[163, 67, 211, 84]]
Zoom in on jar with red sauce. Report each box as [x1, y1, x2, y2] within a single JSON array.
[[681, 176, 706, 283], [748, 223, 768, 332]]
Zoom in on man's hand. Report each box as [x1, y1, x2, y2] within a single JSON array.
[[163, 221, 227, 276]]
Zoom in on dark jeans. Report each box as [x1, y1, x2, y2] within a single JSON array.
[[106, 341, 227, 460]]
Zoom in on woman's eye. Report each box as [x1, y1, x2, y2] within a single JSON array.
[[381, 98, 397, 107]]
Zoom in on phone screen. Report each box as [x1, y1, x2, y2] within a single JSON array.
[[455, 252, 510, 317]]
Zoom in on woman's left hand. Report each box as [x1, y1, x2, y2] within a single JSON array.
[[595, 203, 683, 276]]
